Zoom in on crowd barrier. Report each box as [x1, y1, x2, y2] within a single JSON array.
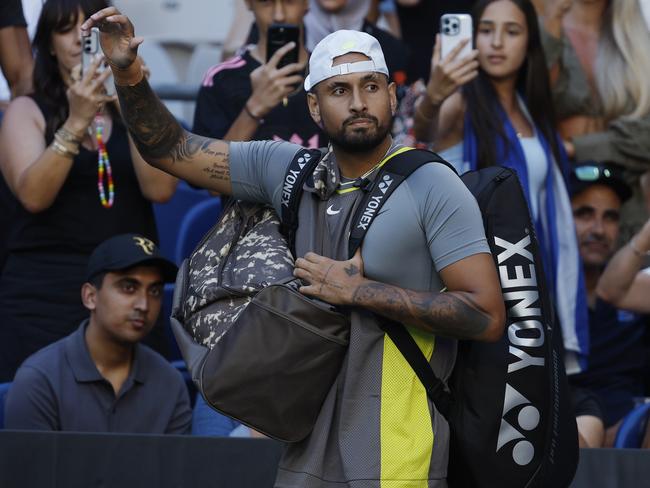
[[1, 430, 649, 487]]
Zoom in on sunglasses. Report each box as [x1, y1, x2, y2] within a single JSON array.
[[573, 164, 617, 182]]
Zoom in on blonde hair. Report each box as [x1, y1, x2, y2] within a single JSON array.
[[595, 0, 650, 120]]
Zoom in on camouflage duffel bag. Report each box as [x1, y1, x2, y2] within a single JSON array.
[[170, 200, 350, 442]]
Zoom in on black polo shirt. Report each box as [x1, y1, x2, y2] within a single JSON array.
[[5, 321, 191, 433]]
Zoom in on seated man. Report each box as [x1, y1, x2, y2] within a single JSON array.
[[568, 163, 647, 447], [5, 234, 192, 434]]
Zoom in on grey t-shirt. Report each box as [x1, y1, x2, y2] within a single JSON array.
[[230, 140, 489, 488]]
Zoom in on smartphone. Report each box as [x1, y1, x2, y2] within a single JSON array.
[[81, 27, 115, 96], [440, 13, 473, 60], [266, 24, 300, 69]]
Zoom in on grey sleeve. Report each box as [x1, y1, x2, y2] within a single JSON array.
[[4, 366, 59, 431], [411, 164, 490, 271], [229, 140, 304, 214]]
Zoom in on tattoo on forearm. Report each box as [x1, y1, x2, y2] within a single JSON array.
[[201, 159, 231, 181], [116, 80, 230, 180], [116, 79, 184, 162], [352, 282, 491, 339]]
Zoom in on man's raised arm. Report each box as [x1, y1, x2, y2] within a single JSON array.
[[81, 8, 232, 194]]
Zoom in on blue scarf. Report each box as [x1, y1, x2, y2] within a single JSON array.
[[462, 105, 589, 373]]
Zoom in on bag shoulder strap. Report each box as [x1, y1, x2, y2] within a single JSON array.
[[347, 147, 456, 417], [348, 148, 457, 258], [279, 148, 324, 255], [379, 320, 452, 417]]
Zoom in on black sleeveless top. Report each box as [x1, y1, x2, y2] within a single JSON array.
[[7, 96, 157, 254]]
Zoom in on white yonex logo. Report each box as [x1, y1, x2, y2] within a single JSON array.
[[494, 233, 546, 467], [326, 205, 341, 216], [356, 175, 394, 230], [378, 174, 393, 194], [496, 384, 540, 466], [281, 152, 313, 207]]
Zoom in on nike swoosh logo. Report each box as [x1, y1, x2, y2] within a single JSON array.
[[326, 205, 341, 216]]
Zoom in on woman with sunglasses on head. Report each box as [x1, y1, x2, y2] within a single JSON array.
[[0, 0, 177, 382], [539, 0, 650, 243], [412, 0, 589, 402]]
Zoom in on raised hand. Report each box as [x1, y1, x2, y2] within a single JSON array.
[[425, 34, 479, 106], [247, 42, 306, 118], [65, 56, 116, 136], [80, 7, 143, 71]]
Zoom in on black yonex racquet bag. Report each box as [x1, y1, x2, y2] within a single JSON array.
[[349, 150, 579, 488]]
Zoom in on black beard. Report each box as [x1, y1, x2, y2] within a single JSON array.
[[326, 115, 391, 153]]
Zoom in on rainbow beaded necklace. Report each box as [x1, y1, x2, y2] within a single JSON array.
[[94, 114, 114, 208]]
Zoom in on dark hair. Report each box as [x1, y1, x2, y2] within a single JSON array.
[[32, 0, 111, 140], [462, 0, 561, 168]]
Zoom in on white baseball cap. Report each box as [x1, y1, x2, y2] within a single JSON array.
[[304, 30, 389, 92]]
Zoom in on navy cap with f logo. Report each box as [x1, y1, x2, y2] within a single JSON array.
[[86, 233, 178, 283]]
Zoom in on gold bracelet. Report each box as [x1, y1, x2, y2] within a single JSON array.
[[56, 126, 83, 144], [629, 236, 650, 257], [50, 139, 75, 158], [54, 134, 80, 156]]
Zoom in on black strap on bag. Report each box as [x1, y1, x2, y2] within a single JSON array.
[[280, 148, 324, 256], [348, 148, 456, 416]]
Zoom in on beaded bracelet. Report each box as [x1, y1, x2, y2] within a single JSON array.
[[244, 103, 264, 124]]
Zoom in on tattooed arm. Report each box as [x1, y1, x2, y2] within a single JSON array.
[[294, 251, 505, 342], [81, 8, 233, 194]]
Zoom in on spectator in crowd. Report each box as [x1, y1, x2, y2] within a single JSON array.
[[394, 0, 474, 84], [412, 0, 588, 373], [0, 0, 34, 103], [539, 0, 650, 241], [0, 0, 34, 275], [567, 163, 649, 448], [193, 0, 325, 148], [5, 234, 192, 433], [83, 7, 505, 485], [304, 0, 410, 86], [0, 0, 177, 382], [594, 181, 650, 450]]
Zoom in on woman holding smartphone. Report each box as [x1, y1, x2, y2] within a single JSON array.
[[412, 0, 589, 427], [0, 0, 176, 381]]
